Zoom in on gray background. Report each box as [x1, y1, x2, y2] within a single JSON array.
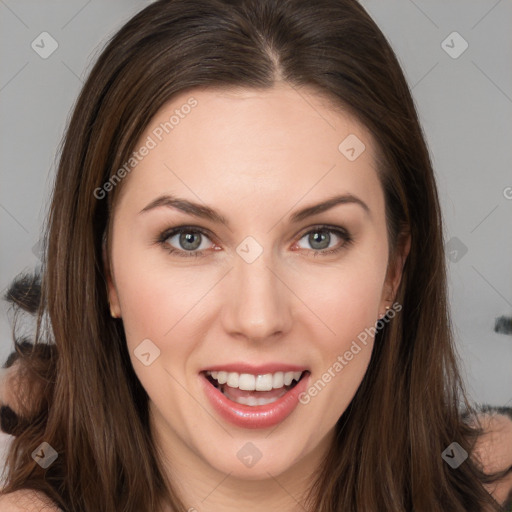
[[0, 0, 511, 407]]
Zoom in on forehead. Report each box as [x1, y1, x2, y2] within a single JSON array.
[[114, 83, 383, 217]]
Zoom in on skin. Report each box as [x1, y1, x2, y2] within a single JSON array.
[[0, 361, 31, 419], [0, 365, 18, 411], [0, 84, 506, 512], [472, 413, 512, 508], [104, 81, 409, 512]]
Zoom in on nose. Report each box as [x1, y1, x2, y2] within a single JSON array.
[[221, 247, 293, 343]]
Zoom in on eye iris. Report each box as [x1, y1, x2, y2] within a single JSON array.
[[309, 230, 330, 250], [173, 229, 338, 252], [180, 232, 201, 250]]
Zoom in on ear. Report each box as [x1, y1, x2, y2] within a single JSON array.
[[379, 230, 411, 314], [102, 235, 121, 319]]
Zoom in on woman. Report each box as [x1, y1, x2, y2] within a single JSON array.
[[0, 0, 505, 510]]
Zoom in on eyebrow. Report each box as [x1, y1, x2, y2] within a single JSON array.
[[138, 193, 370, 226]]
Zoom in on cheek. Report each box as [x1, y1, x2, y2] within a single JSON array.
[[297, 254, 387, 350], [110, 251, 182, 350], [293, 250, 387, 417], [111, 249, 221, 379], [111, 255, 206, 418], [112, 224, 388, 360], [296, 272, 380, 428]]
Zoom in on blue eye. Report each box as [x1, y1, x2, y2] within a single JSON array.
[[157, 226, 214, 258], [155, 225, 353, 258], [295, 226, 353, 256]]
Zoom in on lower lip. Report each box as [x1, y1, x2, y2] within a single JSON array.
[[200, 372, 310, 429]]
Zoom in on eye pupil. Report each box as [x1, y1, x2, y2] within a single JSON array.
[[166, 226, 344, 257], [309, 230, 330, 250], [180, 232, 201, 250]]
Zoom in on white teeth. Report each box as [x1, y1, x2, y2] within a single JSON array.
[[222, 387, 288, 406], [272, 371, 284, 389], [238, 374, 255, 391], [216, 371, 228, 384], [206, 370, 303, 391], [255, 374, 273, 391], [283, 371, 294, 386], [226, 372, 239, 388]]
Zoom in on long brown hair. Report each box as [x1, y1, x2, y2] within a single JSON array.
[[0, 0, 504, 510]]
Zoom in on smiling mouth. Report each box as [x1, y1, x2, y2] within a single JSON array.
[[203, 370, 309, 407]]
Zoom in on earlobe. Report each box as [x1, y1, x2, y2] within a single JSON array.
[[102, 236, 121, 319]]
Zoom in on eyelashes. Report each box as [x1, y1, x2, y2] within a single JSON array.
[[154, 224, 354, 259]]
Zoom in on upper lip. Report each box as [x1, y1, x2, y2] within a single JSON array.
[[200, 363, 309, 375]]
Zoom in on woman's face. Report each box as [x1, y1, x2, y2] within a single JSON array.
[[105, 82, 405, 481]]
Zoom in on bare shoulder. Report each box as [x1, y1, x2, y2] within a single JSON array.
[[0, 489, 61, 511]]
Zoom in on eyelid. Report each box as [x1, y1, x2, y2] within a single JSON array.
[[295, 223, 350, 239], [293, 224, 353, 256], [156, 223, 353, 257], [155, 225, 216, 257]]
